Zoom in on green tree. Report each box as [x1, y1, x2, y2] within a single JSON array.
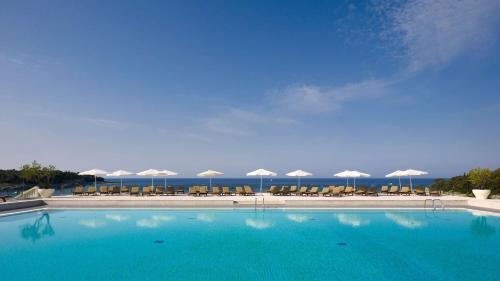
[[468, 168, 493, 190]]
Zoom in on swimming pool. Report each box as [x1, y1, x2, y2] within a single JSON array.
[[0, 209, 498, 281]]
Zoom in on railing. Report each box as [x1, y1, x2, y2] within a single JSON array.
[[424, 198, 445, 211], [15, 186, 40, 200]]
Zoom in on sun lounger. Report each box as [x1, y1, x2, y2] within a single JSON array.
[[399, 186, 411, 195], [166, 186, 175, 195], [320, 187, 330, 196], [99, 186, 108, 195], [298, 186, 308, 196], [429, 188, 441, 196], [222, 186, 231, 195], [130, 186, 140, 196], [366, 187, 378, 196], [267, 186, 278, 195], [188, 186, 198, 196], [236, 186, 245, 196], [73, 186, 84, 196], [155, 186, 164, 195], [330, 187, 341, 196], [289, 185, 298, 195], [176, 186, 185, 194], [380, 185, 389, 195], [388, 185, 399, 195], [210, 186, 221, 196], [355, 186, 367, 195], [199, 186, 208, 196], [344, 186, 354, 196], [337, 186, 345, 195], [281, 186, 291, 196], [109, 186, 120, 195], [143, 186, 154, 196], [0, 196, 7, 202], [414, 187, 426, 196], [86, 186, 96, 196], [307, 186, 319, 196], [121, 186, 129, 194], [244, 186, 255, 196]]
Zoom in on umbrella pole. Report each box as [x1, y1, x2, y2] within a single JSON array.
[[120, 177, 123, 189], [94, 175, 97, 189], [398, 176, 401, 189], [409, 175, 413, 192], [151, 176, 153, 187], [354, 177, 356, 190], [210, 177, 212, 189], [260, 175, 263, 194], [298, 176, 300, 188], [165, 177, 167, 189], [346, 178, 349, 187]]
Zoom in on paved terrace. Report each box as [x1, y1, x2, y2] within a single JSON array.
[[1, 194, 500, 214]]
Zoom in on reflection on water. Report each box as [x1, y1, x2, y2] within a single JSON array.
[[20, 213, 54, 242], [470, 216, 495, 238], [245, 218, 272, 229], [197, 213, 215, 222], [105, 214, 130, 222], [385, 213, 426, 229], [287, 214, 308, 223], [335, 214, 370, 227], [79, 219, 107, 228], [136, 215, 175, 228]]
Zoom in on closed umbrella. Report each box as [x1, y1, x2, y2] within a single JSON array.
[[334, 170, 370, 189], [78, 169, 108, 190], [246, 169, 277, 194], [286, 170, 312, 189], [106, 170, 134, 189], [197, 170, 224, 189], [137, 169, 161, 187], [157, 170, 178, 189]]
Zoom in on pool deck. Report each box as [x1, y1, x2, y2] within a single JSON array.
[[2, 194, 500, 214]]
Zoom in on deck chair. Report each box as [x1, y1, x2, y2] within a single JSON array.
[[120, 186, 129, 194], [320, 187, 330, 196], [235, 186, 245, 196], [99, 186, 108, 195], [143, 186, 154, 196], [244, 186, 255, 196], [222, 186, 231, 195], [289, 185, 298, 195], [210, 186, 221, 196], [87, 186, 96, 196], [388, 185, 399, 195], [73, 186, 84, 195], [298, 186, 308, 196], [166, 186, 175, 195], [380, 185, 389, 195], [307, 186, 319, 196], [429, 188, 441, 196], [399, 186, 411, 195], [130, 186, 140, 196], [414, 187, 426, 196], [199, 186, 208, 196], [344, 186, 354, 196], [176, 186, 185, 194], [155, 186, 164, 195], [188, 186, 198, 196], [355, 186, 367, 195], [366, 187, 378, 196]]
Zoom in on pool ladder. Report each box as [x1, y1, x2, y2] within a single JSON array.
[[424, 199, 444, 211], [254, 196, 265, 210]]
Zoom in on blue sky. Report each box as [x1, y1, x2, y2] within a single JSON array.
[[1, 0, 499, 177]]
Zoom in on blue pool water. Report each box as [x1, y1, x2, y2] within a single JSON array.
[[0, 209, 498, 281]]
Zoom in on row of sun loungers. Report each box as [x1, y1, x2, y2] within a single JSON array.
[[73, 185, 441, 196]]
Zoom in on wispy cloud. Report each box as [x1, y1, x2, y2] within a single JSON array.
[[84, 118, 136, 129], [376, 0, 500, 72], [202, 107, 298, 137], [271, 79, 392, 113]]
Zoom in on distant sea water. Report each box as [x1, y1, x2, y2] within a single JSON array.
[[50, 177, 436, 196]]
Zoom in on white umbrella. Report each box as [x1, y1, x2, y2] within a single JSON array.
[[157, 170, 178, 189], [334, 170, 370, 189], [403, 169, 428, 192], [79, 169, 108, 189], [137, 169, 161, 187], [385, 170, 406, 189], [246, 169, 277, 194], [106, 170, 134, 189], [197, 170, 224, 189], [286, 169, 312, 188]]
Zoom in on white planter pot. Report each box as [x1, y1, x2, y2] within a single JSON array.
[[38, 188, 55, 198], [472, 189, 491, 200]]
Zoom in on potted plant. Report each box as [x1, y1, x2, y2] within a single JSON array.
[[468, 168, 492, 199], [38, 165, 56, 198]]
